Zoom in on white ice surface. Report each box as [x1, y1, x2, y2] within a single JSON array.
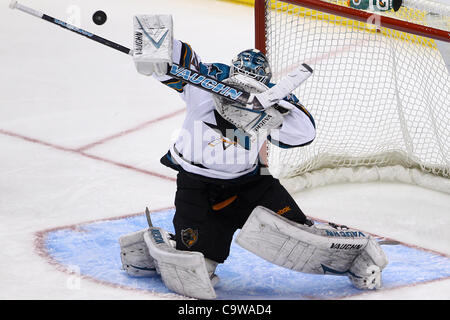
[[0, 0, 449, 300]]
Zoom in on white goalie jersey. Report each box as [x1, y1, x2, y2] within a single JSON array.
[[156, 40, 316, 180]]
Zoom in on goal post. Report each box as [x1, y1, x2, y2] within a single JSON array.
[[255, 0, 450, 193]]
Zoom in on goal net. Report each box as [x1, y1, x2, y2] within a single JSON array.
[[256, 0, 450, 193]]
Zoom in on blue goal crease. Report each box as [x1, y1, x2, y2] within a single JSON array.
[[42, 208, 450, 300]]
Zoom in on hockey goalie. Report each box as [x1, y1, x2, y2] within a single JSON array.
[[118, 15, 388, 299]]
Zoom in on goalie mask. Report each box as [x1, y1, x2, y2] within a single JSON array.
[[230, 49, 272, 85]]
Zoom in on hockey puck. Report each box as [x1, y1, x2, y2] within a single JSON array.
[[92, 10, 107, 25], [392, 0, 402, 12]]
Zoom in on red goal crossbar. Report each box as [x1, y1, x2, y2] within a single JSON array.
[[255, 0, 450, 53]]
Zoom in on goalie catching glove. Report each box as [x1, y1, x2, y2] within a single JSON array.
[[229, 49, 313, 110], [249, 63, 313, 110], [212, 49, 313, 147], [213, 74, 288, 148], [133, 14, 173, 76], [212, 71, 311, 148]]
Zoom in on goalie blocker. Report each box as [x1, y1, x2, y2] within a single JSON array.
[[133, 14, 173, 76]]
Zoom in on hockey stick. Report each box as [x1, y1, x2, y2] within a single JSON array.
[[145, 207, 153, 228], [378, 239, 400, 245], [9, 1, 311, 108], [9, 1, 251, 105], [9, 1, 131, 55]]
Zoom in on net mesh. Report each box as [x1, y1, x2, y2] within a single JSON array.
[[263, 0, 450, 191]]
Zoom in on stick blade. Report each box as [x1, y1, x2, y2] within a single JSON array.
[[145, 207, 153, 228]]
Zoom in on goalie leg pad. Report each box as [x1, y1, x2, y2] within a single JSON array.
[[144, 227, 218, 299], [348, 237, 388, 290], [119, 229, 157, 277], [236, 206, 388, 289]]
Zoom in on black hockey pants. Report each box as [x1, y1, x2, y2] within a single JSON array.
[[172, 170, 309, 263]]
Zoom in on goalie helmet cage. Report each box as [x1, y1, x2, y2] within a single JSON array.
[[255, 0, 450, 193]]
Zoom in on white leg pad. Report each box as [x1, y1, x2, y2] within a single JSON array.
[[236, 206, 367, 274], [119, 229, 157, 277], [348, 237, 388, 290], [144, 227, 217, 299], [236, 206, 388, 289]]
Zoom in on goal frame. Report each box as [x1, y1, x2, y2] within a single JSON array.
[[255, 0, 450, 193], [255, 0, 450, 54]]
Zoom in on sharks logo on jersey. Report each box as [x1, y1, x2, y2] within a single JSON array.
[[157, 39, 316, 180], [206, 64, 223, 78], [204, 110, 251, 150], [204, 122, 239, 150], [200, 63, 229, 81]]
